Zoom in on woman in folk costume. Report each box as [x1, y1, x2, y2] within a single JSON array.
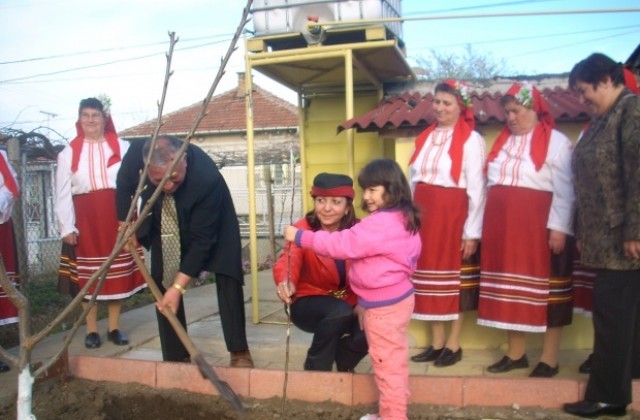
[[478, 82, 575, 378], [0, 149, 20, 372], [571, 67, 639, 375], [408, 80, 486, 368], [55, 97, 146, 349]]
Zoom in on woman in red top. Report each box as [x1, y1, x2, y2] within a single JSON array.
[[0, 149, 19, 373], [273, 173, 368, 371]]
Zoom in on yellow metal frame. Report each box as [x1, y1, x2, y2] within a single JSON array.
[[244, 38, 399, 324], [245, 28, 415, 324]]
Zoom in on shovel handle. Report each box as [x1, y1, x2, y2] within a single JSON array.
[[129, 249, 245, 413], [129, 250, 200, 358]]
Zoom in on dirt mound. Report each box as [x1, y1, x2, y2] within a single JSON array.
[[0, 377, 612, 419]]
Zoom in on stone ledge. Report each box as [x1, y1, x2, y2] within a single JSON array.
[[69, 355, 640, 412]]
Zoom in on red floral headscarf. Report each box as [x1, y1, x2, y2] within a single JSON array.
[[69, 105, 120, 173], [409, 79, 475, 185], [486, 82, 555, 172]]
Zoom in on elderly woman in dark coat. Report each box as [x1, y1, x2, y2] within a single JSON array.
[[564, 53, 640, 419]]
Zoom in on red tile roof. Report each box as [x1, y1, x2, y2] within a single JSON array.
[[119, 76, 298, 138], [339, 86, 591, 133]]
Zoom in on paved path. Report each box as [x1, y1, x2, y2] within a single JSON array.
[[0, 270, 594, 406]]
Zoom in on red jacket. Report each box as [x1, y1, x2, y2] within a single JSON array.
[[273, 218, 356, 306]]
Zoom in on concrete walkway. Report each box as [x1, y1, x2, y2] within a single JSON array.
[[1, 270, 638, 413]]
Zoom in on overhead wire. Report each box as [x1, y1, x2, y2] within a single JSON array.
[[0, 38, 237, 84], [3, 22, 636, 86], [0, 33, 234, 65]]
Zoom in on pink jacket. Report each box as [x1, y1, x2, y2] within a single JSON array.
[[297, 209, 421, 308]]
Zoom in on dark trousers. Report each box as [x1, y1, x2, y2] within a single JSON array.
[[153, 273, 250, 362], [151, 234, 249, 361], [291, 295, 368, 371], [585, 269, 640, 405]]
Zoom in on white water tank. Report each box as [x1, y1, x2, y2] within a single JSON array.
[[251, 0, 403, 42]]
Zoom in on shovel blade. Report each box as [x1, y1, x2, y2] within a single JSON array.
[[193, 354, 245, 413]]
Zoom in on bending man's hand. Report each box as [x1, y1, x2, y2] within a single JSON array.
[[118, 222, 139, 252], [158, 287, 182, 315]]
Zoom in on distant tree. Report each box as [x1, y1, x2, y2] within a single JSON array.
[[415, 44, 511, 84]]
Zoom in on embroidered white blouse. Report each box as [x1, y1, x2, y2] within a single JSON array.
[[409, 127, 487, 240], [486, 128, 575, 234]]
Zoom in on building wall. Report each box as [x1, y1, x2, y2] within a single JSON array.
[[302, 92, 381, 215]]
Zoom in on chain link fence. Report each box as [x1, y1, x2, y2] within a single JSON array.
[[6, 144, 301, 285]]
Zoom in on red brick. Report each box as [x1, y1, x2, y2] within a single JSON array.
[[69, 356, 155, 387], [463, 377, 581, 409], [410, 376, 464, 406], [352, 373, 377, 405]]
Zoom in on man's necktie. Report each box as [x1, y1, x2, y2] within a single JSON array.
[[161, 193, 181, 289]]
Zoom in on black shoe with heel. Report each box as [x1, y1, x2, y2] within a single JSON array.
[[84, 332, 101, 349], [410, 345, 444, 363], [487, 354, 529, 373], [529, 362, 559, 378], [107, 329, 129, 346], [434, 348, 462, 367], [579, 353, 592, 374], [564, 400, 626, 418]]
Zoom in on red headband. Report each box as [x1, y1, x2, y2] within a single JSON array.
[[311, 185, 355, 199]]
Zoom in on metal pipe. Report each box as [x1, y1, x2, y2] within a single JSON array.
[[307, 8, 640, 29], [245, 38, 260, 325], [248, 39, 397, 60], [344, 51, 355, 180]]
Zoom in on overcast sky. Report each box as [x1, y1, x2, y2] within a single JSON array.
[[1, 0, 638, 142]]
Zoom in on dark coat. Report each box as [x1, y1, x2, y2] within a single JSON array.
[[115, 140, 244, 283], [573, 90, 640, 270]]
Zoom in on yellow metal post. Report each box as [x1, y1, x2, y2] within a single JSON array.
[[245, 39, 260, 325], [344, 51, 355, 180]]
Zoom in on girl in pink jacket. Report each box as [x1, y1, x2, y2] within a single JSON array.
[[285, 159, 422, 420]]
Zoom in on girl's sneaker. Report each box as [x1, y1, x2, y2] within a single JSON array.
[[359, 414, 380, 420]]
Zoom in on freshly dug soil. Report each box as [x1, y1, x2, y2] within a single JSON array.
[[1, 377, 627, 420]]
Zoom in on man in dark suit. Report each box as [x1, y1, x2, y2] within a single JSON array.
[[116, 135, 253, 367]]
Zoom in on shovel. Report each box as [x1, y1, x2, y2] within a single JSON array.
[[129, 249, 245, 413]]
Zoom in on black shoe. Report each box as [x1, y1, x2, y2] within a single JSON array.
[[85, 332, 101, 349], [487, 354, 529, 373], [529, 362, 559, 378], [579, 354, 592, 374], [563, 400, 626, 418], [107, 329, 129, 346], [0, 360, 10, 373], [434, 348, 462, 367], [410, 345, 444, 363]]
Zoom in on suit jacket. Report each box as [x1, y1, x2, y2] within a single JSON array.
[[272, 218, 356, 306], [116, 140, 244, 283], [573, 90, 640, 270]]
